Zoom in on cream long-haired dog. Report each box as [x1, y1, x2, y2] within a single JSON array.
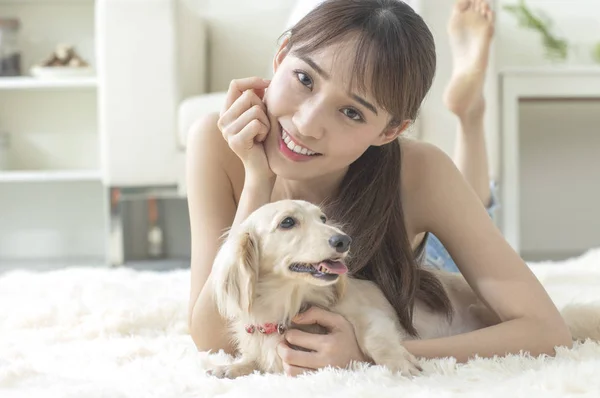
[[208, 200, 599, 378]]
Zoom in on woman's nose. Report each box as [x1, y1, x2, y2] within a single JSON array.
[[293, 101, 325, 140]]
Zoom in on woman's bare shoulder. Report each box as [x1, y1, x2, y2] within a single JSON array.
[[399, 138, 457, 236], [400, 137, 452, 177], [187, 112, 245, 202]]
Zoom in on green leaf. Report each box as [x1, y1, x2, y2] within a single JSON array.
[[593, 42, 600, 64]]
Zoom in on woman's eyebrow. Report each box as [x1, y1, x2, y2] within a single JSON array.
[[299, 55, 378, 116], [299, 55, 330, 80], [350, 94, 378, 115]]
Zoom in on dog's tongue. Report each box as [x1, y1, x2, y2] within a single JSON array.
[[318, 261, 348, 275]]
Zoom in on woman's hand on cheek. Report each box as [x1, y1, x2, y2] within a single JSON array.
[[276, 306, 370, 377], [217, 77, 274, 181]]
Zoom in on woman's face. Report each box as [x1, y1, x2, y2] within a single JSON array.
[[262, 37, 406, 181]]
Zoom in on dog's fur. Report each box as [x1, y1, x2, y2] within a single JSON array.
[[208, 200, 599, 378]]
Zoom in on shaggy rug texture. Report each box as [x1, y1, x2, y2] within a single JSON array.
[[2, 249, 600, 398]]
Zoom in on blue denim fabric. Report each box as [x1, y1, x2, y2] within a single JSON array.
[[424, 181, 499, 273]]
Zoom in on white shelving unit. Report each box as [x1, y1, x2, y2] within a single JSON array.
[[0, 169, 101, 183], [0, 76, 97, 90], [0, 0, 107, 263]]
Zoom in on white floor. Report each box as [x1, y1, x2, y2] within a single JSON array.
[[0, 258, 190, 274], [1, 248, 600, 397]]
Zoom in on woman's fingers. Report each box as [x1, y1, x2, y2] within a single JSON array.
[[283, 328, 325, 353], [292, 306, 348, 332], [215, 76, 275, 179], [220, 103, 270, 143], [227, 118, 269, 154], [221, 77, 270, 117], [277, 341, 320, 371], [218, 90, 267, 134]]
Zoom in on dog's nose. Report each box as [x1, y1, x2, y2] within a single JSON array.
[[329, 234, 351, 253]]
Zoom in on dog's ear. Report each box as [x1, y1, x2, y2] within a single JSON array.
[[212, 229, 259, 317]]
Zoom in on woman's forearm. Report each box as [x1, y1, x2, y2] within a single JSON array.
[[190, 276, 235, 354], [403, 317, 572, 363], [190, 177, 275, 353], [232, 176, 276, 230]]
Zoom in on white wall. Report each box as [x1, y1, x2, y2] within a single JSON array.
[[519, 100, 600, 260]]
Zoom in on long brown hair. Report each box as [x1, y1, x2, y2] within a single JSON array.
[[284, 0, 452, 336]]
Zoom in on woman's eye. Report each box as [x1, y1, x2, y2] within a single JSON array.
[[279, 217, 296, 229], [320, 215, 327, 223], [295, 71, 313, 88], [342, 108, 364, 122]]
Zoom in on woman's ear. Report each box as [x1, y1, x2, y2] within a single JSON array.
[[212, 228, 259, 318], [273, 35, 291, 74], [374, 120, 412, 146]]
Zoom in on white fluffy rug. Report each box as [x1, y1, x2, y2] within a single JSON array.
[[2, 250, 600, 398]]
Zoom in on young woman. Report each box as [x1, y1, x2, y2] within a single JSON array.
[[186, 0, 571, 376]]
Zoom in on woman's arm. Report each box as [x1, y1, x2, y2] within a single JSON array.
[[403, 317, 565, 362], [404, 142, 572, 361], [187, 77, 275, 353], [186, 114, 237, 354], [186, 113, 274, 354]]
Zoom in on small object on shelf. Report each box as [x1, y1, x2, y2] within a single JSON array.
[[109, 188, 124, 266], [30, 44, 94, 79], [0, 18, 21, 77], [0, 131, 9, 171], [147, 198, 164, 258]]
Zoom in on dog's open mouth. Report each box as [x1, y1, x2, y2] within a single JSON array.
[[289, 260, 348, 281]]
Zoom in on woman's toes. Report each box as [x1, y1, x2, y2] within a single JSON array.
[[481, 2, 490, 14], [456, 0, 471, 12]]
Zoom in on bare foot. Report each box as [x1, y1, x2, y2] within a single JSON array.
[[443, 0, 495, 121]]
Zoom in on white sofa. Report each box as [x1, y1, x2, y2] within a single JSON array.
[[96, 0, 302, 195]]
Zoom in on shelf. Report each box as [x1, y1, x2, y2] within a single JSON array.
[[0, 170, 102, 183], [0, 0, 94, 4], [501, 66, 600, 77], [0, 77, 97, 91]]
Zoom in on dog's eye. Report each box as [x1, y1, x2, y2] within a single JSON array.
[[320, 215, 327, 223], [279, 217, 296, 229]]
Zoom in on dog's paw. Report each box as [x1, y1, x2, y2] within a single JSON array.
[[206, 362, 257, 379], [376, 347, 423, 377], [206, 365, 233, 379]]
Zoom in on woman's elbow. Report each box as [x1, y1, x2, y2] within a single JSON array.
[[189, 312, 214, 353], [190, 323, 212, 353], [189, 308, 235, 355], [552, 322, 574, 350], [540, 316, 573, 355]]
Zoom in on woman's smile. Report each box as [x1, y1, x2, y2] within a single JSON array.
[[277, 123, 323, 162]]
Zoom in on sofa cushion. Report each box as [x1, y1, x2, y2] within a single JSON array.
[[178, 92, 228, 148]]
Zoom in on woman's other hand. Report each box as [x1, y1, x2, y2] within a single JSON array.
[[276, 306, 371, 376]]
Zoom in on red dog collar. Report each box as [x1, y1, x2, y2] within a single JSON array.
[[245, 323, 286, 335]]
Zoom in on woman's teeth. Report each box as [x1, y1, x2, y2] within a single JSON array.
[[282, 130, 318, 156]]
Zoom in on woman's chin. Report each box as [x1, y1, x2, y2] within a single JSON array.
[[268, 159, 311, 180]]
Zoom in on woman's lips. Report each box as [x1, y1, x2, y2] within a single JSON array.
[[278, 124, 322, 162]]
